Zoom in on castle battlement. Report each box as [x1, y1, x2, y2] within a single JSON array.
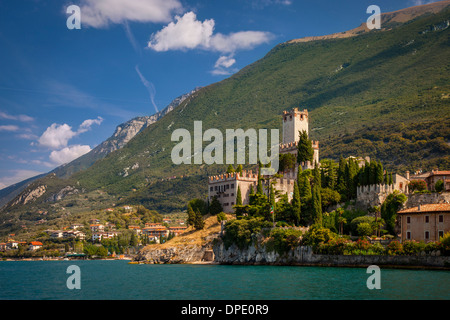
[[209, 170, 258, 183]]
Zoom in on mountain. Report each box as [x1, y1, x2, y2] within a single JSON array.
[[51, 87, 200, 178], [289, 0, 450, 43], [0, 88, 199, 209], [1, 1, 449, 235]]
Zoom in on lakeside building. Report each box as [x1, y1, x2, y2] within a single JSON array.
[[208, 108, 319, 213], [28, 241, 43, 251], [409, 170, 450, 192], [398, 203, 450, 243]]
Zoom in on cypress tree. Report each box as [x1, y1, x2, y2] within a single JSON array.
[[194, 209, 205, 230], [236, 185, 243, 206], [370, 160, 378, 185], [312, 162, 321, 187], [249, 184, 254, 195], [236, 164, 243, 174], [270, 183, 276, 209], [292, 182, 301, 225], [297, 130, 314, 164], [299, 175, 312, 201], [312, 184, 322, 226], [226, 164, 235, 173], [187, 204, 196, 227], [376, 162, 384, 184]]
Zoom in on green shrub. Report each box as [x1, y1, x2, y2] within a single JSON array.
[[402, 240, 426, 255], [386, 241, 403, 255], [266, 228, 303, 255], [302, 224, 336, 250], [222, 217, 271, 250], [356, 222, 373, 237]]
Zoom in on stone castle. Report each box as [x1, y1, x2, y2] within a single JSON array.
[[208, 108, 319, 213]]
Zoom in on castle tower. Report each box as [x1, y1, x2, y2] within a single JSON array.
[[282, 108, 309, 145]]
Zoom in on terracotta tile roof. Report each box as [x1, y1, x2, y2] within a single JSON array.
[[431, 171, 450, 175], [398, 203, 450, 214], [30, 241, 43, 246]]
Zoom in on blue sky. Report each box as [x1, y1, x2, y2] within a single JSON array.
[[0, 0, 433, 189]]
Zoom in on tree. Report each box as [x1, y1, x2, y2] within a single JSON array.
[[435, 179, 444, 192], [188, 198, 208, 216], [297, 130, 314, 164], [312, 162, 321, 187], [209, 196, 223, 215], [236, 186, 243, 206], [299, 175, 312, 202], [336, 208, 346, 235], [357, 222, 373, 237], [226, 164, 235, 173], [236, 164, 243, 174], [291, 182, 301, 225], [312, 184, 322, 226], [381, 191, 407, 235], [187, 204, 196, 227], [217, 212, 227, 223], [194, 209, 205, 230], [279, 153, 296, 172], [376, 162, 384, 184]]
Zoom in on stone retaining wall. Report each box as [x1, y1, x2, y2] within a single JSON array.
[[213, 243, 450, 268]]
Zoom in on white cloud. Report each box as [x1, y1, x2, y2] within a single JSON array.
[[37, 117, 102, 149], [78, 116, 104, 134], [0, 125, 20, 132], [215, 55, 236, 69], [0, 111, 34, 122], [0, 169, 44, 190], [148, 11, 273, 53], [38, 123, 77, 149], [148, 12, 214, 52], [79, 0, 183, 28], [49, 145, 92, 165], [212, 55, 238, 75]]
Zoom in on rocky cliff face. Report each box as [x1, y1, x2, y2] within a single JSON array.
[[134, 244, 212, 264], [213, 241, 314, 265]]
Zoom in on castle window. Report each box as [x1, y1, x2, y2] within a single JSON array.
[[439, 215, 444, 223], [425, 231, 430, 240], [210, 187, 213, 192], [214, 186, 218, 191], [231, 183, 235, 189], [425, 216, 429, 223], [406, 231, 411, 240], [406, 216, 411, 224], [439, 230, 444, 239]]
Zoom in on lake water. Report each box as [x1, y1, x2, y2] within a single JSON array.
[[0, 261, 449, 300]]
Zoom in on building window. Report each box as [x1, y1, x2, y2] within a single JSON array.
[[438, 231, 444, 239], [425, 231, 430, 240], [439, 215, 444, 223], [231, 202, 234, 205], [210, 187, 213, 192], [406, 216, 411, 224], [226, 184, 230, 190], [406, 231, 411, 240], [231, 183, 235, 189], [215, 186, 218, 191], [425, 216, 429, 223]]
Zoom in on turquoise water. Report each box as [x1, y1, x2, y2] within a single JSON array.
[[0, 261, 449, 300]]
